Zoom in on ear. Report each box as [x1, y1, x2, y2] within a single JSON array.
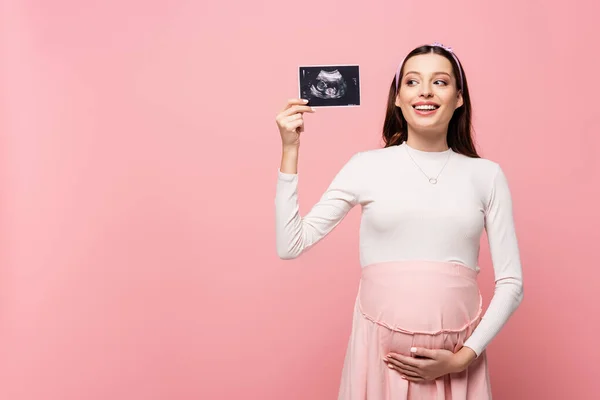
[[456, 90, 464, 109], [394, 93, 402, 108]]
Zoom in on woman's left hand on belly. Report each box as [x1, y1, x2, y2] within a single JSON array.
[[383, 347, 476, 382]]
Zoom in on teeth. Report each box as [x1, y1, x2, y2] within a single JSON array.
[[414, 105, 438, 110]]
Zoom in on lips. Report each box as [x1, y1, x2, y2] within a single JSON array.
[[410, 101, 440, 117], [412, 102, 440, 111]]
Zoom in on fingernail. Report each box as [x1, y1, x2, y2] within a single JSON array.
[[311, 107, 316, 111], [387, 364, 394, 369], [302, 99, 308, 103], [410, 347, 417, 353], [400, 375, 407, 379]]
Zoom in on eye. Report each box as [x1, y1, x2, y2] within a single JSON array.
[[405, 79, 448, 86]]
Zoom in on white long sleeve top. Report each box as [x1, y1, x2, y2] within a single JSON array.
[[274, 141, 524, 356]]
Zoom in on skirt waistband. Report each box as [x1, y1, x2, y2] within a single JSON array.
[[357, 260, 482, 335], [362, 260, 478, 280]]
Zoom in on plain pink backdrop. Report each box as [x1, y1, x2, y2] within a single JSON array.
[[2, 0, 598, 399]]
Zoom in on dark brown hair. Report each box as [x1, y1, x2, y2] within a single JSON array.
[[382, 44, 479, 158]]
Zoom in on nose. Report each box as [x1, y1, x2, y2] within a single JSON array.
[[419, 84, 433, 97]]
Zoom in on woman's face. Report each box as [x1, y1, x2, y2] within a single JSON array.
[[395, 53, 463, 135]]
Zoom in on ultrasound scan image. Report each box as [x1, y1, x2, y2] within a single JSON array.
[[298, 65, 360, 107]]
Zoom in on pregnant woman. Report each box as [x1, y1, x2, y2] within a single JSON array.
[[274, 42, 524, 399]]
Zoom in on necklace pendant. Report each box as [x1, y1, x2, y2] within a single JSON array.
[[429, 178, 438, 184]]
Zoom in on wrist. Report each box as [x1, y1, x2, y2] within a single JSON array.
[[282, 144, 299, 154], [281, 145, 300, 174], [452, 346, 477, 372]]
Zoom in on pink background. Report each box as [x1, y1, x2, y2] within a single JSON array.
[[2, 0, 598, 399]]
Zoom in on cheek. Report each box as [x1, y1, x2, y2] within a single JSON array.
[[440, 92, 459, 105], [401, 105, 415, 119], [398, 96, 414, 115], [396, 102, 411, 117], [398, 89, 414, 105]]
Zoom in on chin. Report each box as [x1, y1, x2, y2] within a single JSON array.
[[409, 120, 440, 130], [407, 122, 447, 136]]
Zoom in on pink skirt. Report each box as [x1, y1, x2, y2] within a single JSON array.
[[337, 261, 492, 399]]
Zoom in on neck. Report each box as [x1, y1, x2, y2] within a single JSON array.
[[405, 134, 449, 152]]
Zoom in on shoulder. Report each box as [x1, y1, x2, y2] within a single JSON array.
[[331, 146, 397, 184], [351, 145, 399, 164], [454, 152, 499, 170], [451, 153, 511, 204], [340, 145, 397, 168], [453, 152, 502, 181]]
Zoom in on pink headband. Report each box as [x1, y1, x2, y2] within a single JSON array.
[[394, 42, 464, 94]]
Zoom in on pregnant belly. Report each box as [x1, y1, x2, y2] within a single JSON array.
[[358, 260, 482, 335]]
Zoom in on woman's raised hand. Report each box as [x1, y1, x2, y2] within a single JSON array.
[[275, 98, 315, 149]]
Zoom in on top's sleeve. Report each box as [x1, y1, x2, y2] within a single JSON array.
[[274, 152, 363, 260], [463, 164, 524, 356]]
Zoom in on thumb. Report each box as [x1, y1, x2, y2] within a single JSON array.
[[410, 347, 436, 359]]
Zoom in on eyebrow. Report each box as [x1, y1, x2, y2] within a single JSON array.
[[404, 71, 452, 77]]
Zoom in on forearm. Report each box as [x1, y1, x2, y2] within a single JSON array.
[[280, 145, 299, 174], [462, 277, 523, 356], [452, 279, 523, 371], [275, 146, 302, 259]]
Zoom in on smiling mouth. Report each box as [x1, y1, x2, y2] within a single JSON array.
[[412, 105, 440, 111]]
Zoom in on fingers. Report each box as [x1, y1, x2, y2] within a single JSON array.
[[411, 347, 436, 359], [387, 353, 421, 368], [388, 362, 420, 376], [400, 374, 425, 382], [282, 113, 303, 125], [286, 113, 302, 121], [279, 104, 315, 118], [286, 119, 304, 131], [386, 362, 425, 381], [281, 98, 309, 112], [276, 113, 302, 126], [276, 99, 314, 129], [385, 356, 420, 374], [276, 111, 306, 133], [385, 353, 429, 381], [276, 98, 314, 138]]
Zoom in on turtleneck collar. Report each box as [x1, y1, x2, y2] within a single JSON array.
[[398, 141, 454, 160]]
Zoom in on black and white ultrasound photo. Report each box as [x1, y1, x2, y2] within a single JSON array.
[[298, 65, 360, 107]]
